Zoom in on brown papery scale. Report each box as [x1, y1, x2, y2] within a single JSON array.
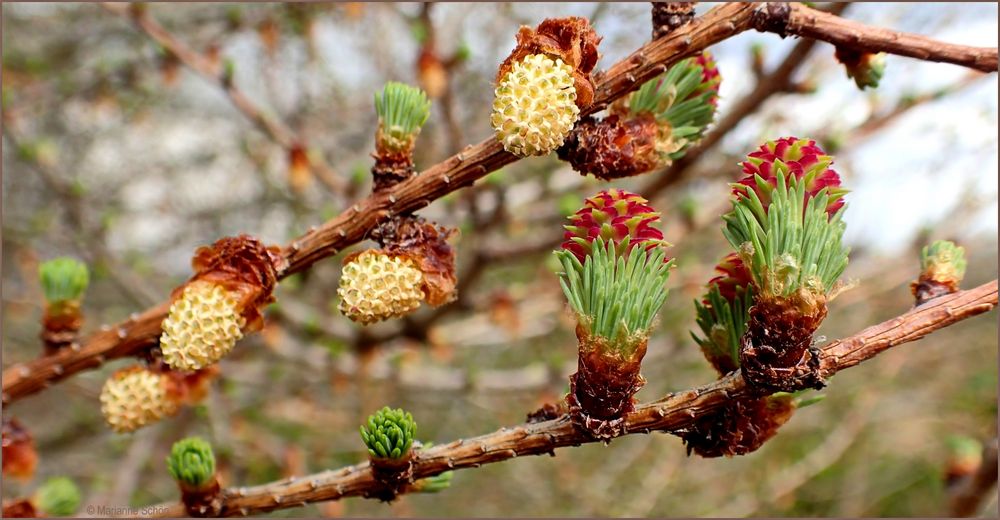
[[496, 16, 602, 110], [181, 234, 285, 332], [372, 132, 417, 192], [740, 294, 828, 393], [557, 114, 662, 180], [40, 301, 83, 355], [2, 417, 37, 481], [366, 454, 415, 503], [678, 394, 796, 458], [374, 215, 458, 306], [566, 325, 648, 440]]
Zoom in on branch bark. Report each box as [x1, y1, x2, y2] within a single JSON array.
[[135, 280, 997, 517], [781, 2, 998, 73]]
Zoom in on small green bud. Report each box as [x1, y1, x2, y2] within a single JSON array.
[[947, 435, 983, 462], [39, 257, 89, 303], [35, 477, 81, 517], [412, 471, 454, 493], [360, 406, 416, 460], [222, 59, 236, 86], [920, 240, 967, 282], [454, 41, 471, 63], [167, 437, 217, 488], [374, 82, 431, 151]]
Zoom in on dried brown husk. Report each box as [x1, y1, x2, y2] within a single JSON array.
[[40, 300, 83, 354], [372, 124, 417, 192], [911, 276, 960, 306], [367, 452, 415, 503], [496, 17, 602, 109], [178, 478, 223, 517], [557, 114, 662, 180], [176, 235, 284, 334], [1, 499, 36, 518], [678, 394, 796, 458], [374, 216, 458, 307], [740, 294, 828, 393], [566, 325, 648, 439], [1, 417, 37, 481]]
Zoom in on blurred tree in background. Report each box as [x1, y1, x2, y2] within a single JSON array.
[[2, 2, 997, 517]]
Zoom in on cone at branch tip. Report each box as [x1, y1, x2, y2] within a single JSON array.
[[338, 250, 425, 325], [100, 366, 181, 433]]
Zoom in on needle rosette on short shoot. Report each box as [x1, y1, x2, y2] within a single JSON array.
[[911, 239, 967, 305], [722, 137, 851, 393], [559, 50, 721, 179], [38, 257, 89, 353], [555, 189, 673, 438], [683, 253, 811, 458], [372, 81, 431, 190]]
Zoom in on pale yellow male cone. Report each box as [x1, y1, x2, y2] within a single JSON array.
[[338, 250, 425, 325], [160, 280, 246, 371], [100, 367, 179, 433], [491, 54, 579, 157]]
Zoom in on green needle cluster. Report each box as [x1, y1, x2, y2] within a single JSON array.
[[692, 283, 753, 369], [413, 471, 454, 493], [39, 257, 89, 304], [166, 437, 217, 488], [35, 477, 81, 517], [626, 57, 716, 156], [722, 171, 849, 299], [360, 407, 416, 460], [556, 237, 673, 354], [921, 240, 967, 279], [374, 81, 431, 149]]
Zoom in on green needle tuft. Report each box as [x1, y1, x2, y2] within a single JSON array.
[[39, 257, 89, 304], [556, 237, 673, 355], [374, 81, 431, 151], [723, 169, 849, 299], [360, 406, 417, 460], [35, 477, 81, 517], [167, 437, 217, 488]]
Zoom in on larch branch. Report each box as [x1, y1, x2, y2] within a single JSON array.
[[136, 280, 997, 517]]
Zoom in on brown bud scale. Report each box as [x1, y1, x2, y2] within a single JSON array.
[[373, 215, 458, 307], [677, 394, 796, 458], [183, 235, 284, 333], [740, 296, 827, 393], [566, 326, 648, 439], [557, 114, 662, 180], [496, 17, 602, 109]]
